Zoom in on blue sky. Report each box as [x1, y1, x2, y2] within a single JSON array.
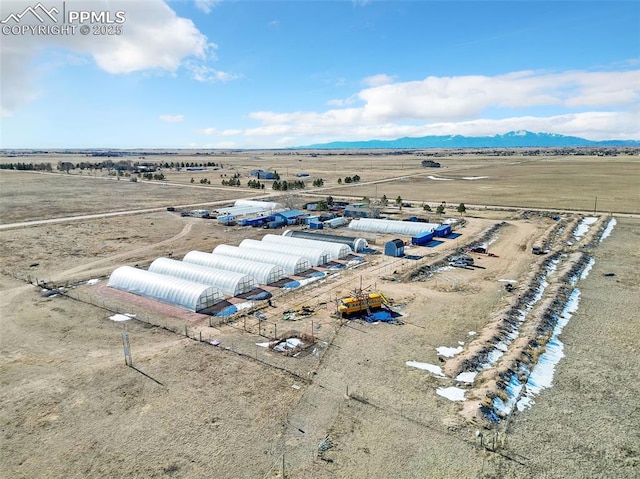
[[1, 0, 639, 148]]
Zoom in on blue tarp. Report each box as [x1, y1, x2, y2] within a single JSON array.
[[216, 305, 238, 317], [365, 311, 396, 322], [425, 240, 445, 247]]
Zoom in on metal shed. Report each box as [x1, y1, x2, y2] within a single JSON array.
[[149, 258, 256, 297], [239, 239, 330, 266], [108, 266, 221, 312], [274, 210, 307, 225], [183, 250, 284, 285], [284, 230, 369, 253], [348, 218, 439, 236], [213, 244, 310, 275], [261, 234, 351, 260], [384, 239, 405, 257]]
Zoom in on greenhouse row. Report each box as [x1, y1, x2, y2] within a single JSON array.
[[107, 227, 368, 313], [347, 218, 441, 236]]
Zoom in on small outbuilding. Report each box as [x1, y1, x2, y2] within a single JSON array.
[[384, 239, 405, 257]]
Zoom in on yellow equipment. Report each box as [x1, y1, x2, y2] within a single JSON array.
[[338, 292, 384, 316]]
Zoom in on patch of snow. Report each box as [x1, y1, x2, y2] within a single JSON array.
[[481, 258, 560, 370], [436, 387, 466, 402], [436, 345, 463, 357], [516, 289, 582, 412], [462, 176, 489, 180], [468, 331, 477, 336], [498, 279, 517, 283], [427, 175, 454, 181], [568, 216, 598, 244], [580, 257, 595, 280], [455, 371, 477, 383], [256, 342, 273, 348], [493, 369, 527, 416], [406, 361, 445, 377], [110, 314, 132, 322], [458, 341, 465, 346], [600, 218, 616, 242], [87, 279, 100, 285]]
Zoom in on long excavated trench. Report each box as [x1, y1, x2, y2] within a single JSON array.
[[407, 213, 616, 427]]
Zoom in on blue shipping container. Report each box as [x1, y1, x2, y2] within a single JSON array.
[[411, 231, 434, 245], [434, 225, 452, 237]]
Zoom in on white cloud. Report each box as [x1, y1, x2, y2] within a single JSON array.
[[234, 69, 640, 146], [353, 70, 640, 122], [159, 114, 184, 123], [186, 63, 242, 82], [362, 73, 396, 87], [0, 0, 215, 115], [196, 127, 243, 136], [194, 0, 221, 14]]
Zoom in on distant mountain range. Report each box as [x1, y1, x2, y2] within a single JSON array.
[[302, 131, 640, 149]]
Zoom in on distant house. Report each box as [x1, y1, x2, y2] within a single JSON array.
[[344, 203, 379, 218], [421, 160, 441, 168], [250, 169, 277, 180]]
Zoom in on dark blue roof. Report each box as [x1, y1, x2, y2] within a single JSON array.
[[275, 210, 304, 219]]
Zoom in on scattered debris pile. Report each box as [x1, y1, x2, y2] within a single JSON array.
[[269, 332, 316, 357], [282, 305, 315, 321]]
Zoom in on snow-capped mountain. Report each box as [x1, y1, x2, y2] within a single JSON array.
[[302, 131, 639, 149]]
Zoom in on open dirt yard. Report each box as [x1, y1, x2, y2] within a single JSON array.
[[1, 151, 638, 478]]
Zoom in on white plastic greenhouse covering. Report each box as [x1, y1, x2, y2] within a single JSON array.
[[108, 266, 221, 312], [234, 199, 284, 211], [284, 230, 369, 253], [239, 239, 330, 267], [213, 244, 310, 275], [214, 205, 268, 217], [348, 218, 440, 236], [149, 258, 256, 297], [261, 234, 351, 260], [183, 250, 285, 285]]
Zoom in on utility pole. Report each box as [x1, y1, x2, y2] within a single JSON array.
[[122, 332, 132, 366], [594, 196, 598, 215]]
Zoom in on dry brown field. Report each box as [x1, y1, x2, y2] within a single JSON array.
[[1, 151, 638, 478]]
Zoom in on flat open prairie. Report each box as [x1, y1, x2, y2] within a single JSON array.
[[1, 150, 638, 478]]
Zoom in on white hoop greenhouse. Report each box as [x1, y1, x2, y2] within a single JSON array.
[[183, 250, 285, 285], [239, 239, 330, 266], [261, 234, 351, 259], [284, 230, 369, 253], [108, 266, 221, 312], [348, 218, 440, 236], [234, 199, 283, 211], [213, 244, 310, 275], [149, 258, 256, 297]]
